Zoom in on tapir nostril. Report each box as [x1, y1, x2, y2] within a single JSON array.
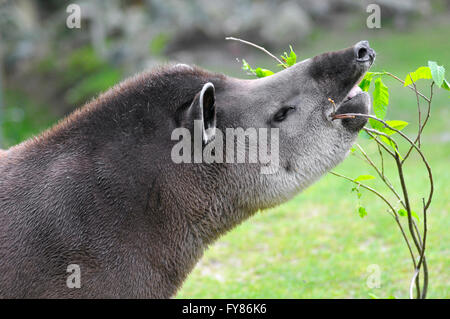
[[357, 47, 368, 60], [354, 40, 375, 62]]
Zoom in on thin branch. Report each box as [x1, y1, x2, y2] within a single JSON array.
[[225, 37, 287, 68], [403, 82, 434, 162], [335, 113, 434, 210], [394, 154, 423, 258], [355, 117, 433, 298], [330, 172, 395, 217], [410, 268, 420, 299], [409, 74, 422, 148], [363, 128, 396, 157], [384, 72, 430, 103], [418, 198, 428, 298], [332, 71, 434, 298], [377, 143, 385, 176], [330, 171, 417, 268], [355, 144, 405, 208]]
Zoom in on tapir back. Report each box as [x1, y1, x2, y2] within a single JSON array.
[[0, 66, 227, 298]]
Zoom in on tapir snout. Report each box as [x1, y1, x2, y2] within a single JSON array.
[[301, 40, 376, 131]]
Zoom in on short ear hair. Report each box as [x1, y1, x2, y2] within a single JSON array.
[[182, 82, 216, 144], [199, 82, 216, 143]]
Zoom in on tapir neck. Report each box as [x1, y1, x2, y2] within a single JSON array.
[[141, 163, 261, 296]]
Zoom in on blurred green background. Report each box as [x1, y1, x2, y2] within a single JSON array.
[[0, 0, 448, 298]]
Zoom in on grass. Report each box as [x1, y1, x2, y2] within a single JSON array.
[[177, 22, 450, 299]]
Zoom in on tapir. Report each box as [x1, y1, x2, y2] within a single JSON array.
[[0, 41, 375, 298]]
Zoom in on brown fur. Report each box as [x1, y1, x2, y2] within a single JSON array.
[[0, 66, 235, 298]]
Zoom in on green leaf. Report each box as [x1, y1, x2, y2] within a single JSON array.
[[373, 78, 389, 119], [378, 120, 409, 135], [369, 118, 384, 131], [404, 66, 432, 86], [359, 71, 385, 91], [358, 206, 367, 218], [397, 209, 420, 221], [411, 210, 420, 221], [379, 135, 403, 160], [397, 208, 407, 217], [255, 67, 274, 78], [241, 60, 274, 78], [359, 78, 372, 92], [351, 186, 362, 199], [441, 79, 450, 91], [280, 45, 297, 67], [428, 61, 445, 86], [287, 45, 297, 66], [241, 59, 253, 73], [385, 120, 408, 131], [354, 175, 376, 182]]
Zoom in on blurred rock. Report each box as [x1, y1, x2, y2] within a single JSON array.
[[363, 0, 432, 29], [258, 2, 311, 47], [299, 0, 333, 20]]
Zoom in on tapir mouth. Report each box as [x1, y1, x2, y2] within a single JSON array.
[[343, 80, 364, 103], [333, 78, 371, 131], [339, 40, 375, 107], [331, 41, 375, 129], [316, 40, 374, 125]]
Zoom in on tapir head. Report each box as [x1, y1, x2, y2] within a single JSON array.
[[179, 41, 375, 207]]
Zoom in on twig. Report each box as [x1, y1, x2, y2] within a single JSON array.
[[418, 198, 428, 298], [330, 172, 396, 217], [330, 67, 435, 298], [330, 171, 417, 267], [410, 268, 420, 299], [363, 128, 396, 157], [225, 37, 287, 68], [384, 72, 430, 103], [355, 144, 405, 208], [339, 113, 434, 211], [344, 115, 433, 297], [377, 143, 384, 176], [403, 82, 434, 162], [362, 128, 425, 298], [409, 74, 422, 148]]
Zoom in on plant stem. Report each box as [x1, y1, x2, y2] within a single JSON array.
[[225, 37, 287, 68], [384, 72, 430, 102], [330, 171, 417, 269], [355, 144, 405, 208], [409, 74, 422, 148], [403, 82, 434, 162]]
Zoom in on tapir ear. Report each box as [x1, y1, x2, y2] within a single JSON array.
[[199, 82, 216, 143], [183, 82, 216, 144]]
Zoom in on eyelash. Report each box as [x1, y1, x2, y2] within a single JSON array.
[[273, 106, 296, 122]]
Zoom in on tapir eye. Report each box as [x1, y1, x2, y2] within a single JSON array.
[[273, 106, 296, 122]]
